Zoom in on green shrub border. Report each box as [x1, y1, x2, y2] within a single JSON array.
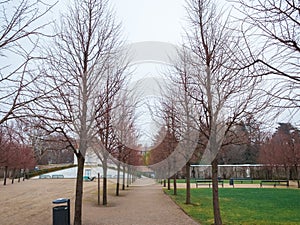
[[27, 164, 77, 178]]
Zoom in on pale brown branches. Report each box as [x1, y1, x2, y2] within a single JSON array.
[[0, 0, 56, 124]]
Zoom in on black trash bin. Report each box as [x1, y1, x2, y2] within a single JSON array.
[[229, 178, 234, 186], [52, 198, 70, 225]]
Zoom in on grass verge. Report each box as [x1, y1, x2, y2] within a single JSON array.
[[175, 179, 261, 184], [165, 188, 300, 225]]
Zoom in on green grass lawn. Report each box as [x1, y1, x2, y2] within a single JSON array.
[[175, 179, 262, 184], [165, 188, 300, 225]]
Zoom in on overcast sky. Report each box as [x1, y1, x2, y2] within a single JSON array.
[[110, 0, 186, 44], [110, 0, 233, 45]]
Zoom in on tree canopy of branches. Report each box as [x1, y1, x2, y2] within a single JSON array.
[[218, 121, 262, 165], [39, 0, 124, 224], [92, 56, 131, 203], [0, 0, 54, 125], [31, 133, 74, 165], [259, 123, 300, 187], [0, 123, 36, 185], [149, 127, 178, 165], [236, 0, 300, 110]]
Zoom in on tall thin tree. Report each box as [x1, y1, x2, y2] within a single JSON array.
[[41, 0, 123, 224], [182, 0, 274, 224]]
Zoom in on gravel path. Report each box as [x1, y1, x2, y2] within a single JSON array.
[[0, 177, 199, 225], [83, 177, 200, 225]]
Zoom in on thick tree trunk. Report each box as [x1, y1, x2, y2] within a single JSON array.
[[74, 154, 85, 225], [186, 162, 191, 204], [167, 178, 171, 190], [103, 162, 108, 205], [122, 166, 126, 190], [173, 174, 177, 195], [212, 159, 222, 225], [116, 163, 120, 196], [98, 173, 100, 205]]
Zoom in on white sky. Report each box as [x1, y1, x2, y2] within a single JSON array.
[[110, 0, 186, 44]]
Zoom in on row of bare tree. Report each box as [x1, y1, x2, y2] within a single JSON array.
[[0, 122, 36, 185], [1, 0, 299, 224], [260, 123, 300, 186], [0, 0, 143, 224], [147, 0, 299, 224]]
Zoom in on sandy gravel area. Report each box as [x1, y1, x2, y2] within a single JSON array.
[[0, 178, 199, 225]]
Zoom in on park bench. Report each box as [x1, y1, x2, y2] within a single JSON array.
[[52, 174, 64, 179], [260, 180, 289, 188], [229, 177, 253, 187], [39, 174, 51, 179], [195, 179, 224, 188]]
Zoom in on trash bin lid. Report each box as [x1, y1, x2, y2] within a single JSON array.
[[52, 198, 69, 204]]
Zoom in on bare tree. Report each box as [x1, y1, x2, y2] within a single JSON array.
[[0, 0, 54, 125], [236, 0, 300, 111], [0, 122, 36, 185], [149, 125, 178, 189], [259, 123, 300, 187], [93, 54, 129, 204], [111, 94, 138, 196], [161, 98, 180, 195], [39, 0, 123, 224], [182, 0, 274, 224], [168, 48, 201, 204]]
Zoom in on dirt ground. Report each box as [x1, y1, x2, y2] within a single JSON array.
[[0, 178, 199, 225], [0, 178, 130, 225], [1, 179, 78, 225], [0, 178, 298, 225]]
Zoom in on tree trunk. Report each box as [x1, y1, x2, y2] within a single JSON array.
[[173, 173, 177, 195], [212, 159, 222, 225], [18, 169, 21, 182], [23, 168, 26, 181], [126, 166, 130, 187], [98, 173, 100, 205], [103, 162, 108, 205], [74, 154, 85, 225], [116, 163, 120, 196], [167, 178, 171, 190], [131, 172, 134, 184], [3, 166, 8, 185], [186, 162, 191, 204], [296, 165, 300, 188], [11, 168, 16, 184], [122, 165, 126, 190]]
